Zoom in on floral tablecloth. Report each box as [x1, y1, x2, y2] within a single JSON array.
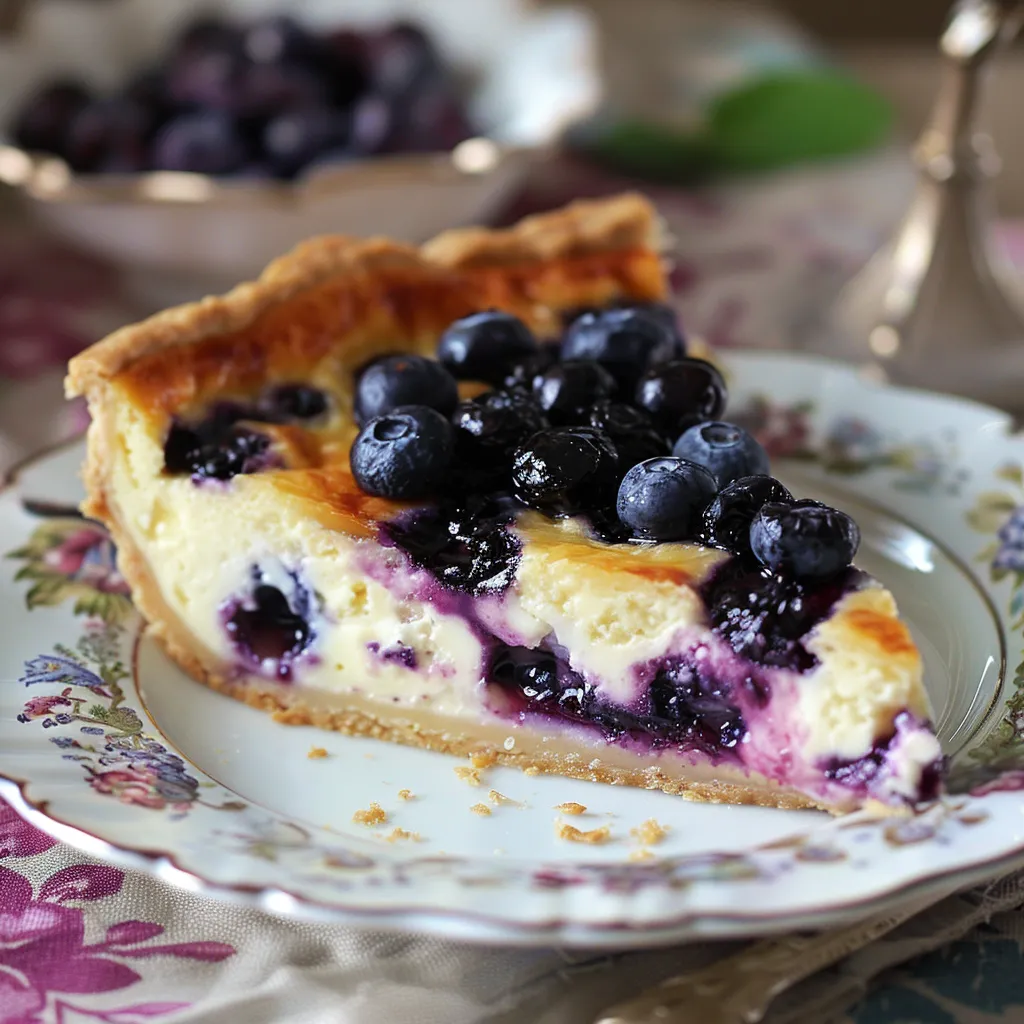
[[4, 158, 1024, 1024]]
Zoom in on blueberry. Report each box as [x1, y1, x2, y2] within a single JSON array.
[[588, 400, 668, 474], [350, 405, 453, 499], [262, 105, 350, 178], [151, 112, 247, 175], [533, 361, 617, 425], [560, 306, 679, 392], [635, 358, 727, 437], [354, 355, 458, 425], [242, 15, 317, 65], [616, 457, 718, 541], [163, 416, 277, 482], [386, 495, 521, 595], [437, 311, 538, 385], [225, 584, 311, 665], [701, 475, 793, 553], [368, 22, 440, 97], [64, 98, 153, 173], [502, 341, 560, 390], [12, 80, 91, 157], [636, 302, 686, 355], [257, 384, 328, 421], [512, 427, 621, 517], [672, 420, 769, 487], [750, 500, 860, 579], [452, 388, 548, 464]]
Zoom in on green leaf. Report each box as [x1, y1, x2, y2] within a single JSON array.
[[997, 463, 1024, 486], [966, 491, 1019, 533], [567, 118, 717, 184], [707, 71, 893, 172]]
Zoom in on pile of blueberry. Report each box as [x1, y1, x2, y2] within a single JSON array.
[[10, 15, 474, 179], [349, 305, 861, 582]]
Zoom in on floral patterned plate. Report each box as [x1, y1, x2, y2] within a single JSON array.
[[3, 351, 1024, 948]]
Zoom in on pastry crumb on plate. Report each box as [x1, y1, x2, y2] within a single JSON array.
[[307, 746, 329, 760], [352, 802, 387, 826], [556, 821, 612, 845], [488, 789, 519, 806], [455, 766, 483, 787], [631, 818, 669, 845], [397, 789, 414, 801], [470, 803, 492, 816], [555, 802, 587, 815], [385, 827, 420, 843]]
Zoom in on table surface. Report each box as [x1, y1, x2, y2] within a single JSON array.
[[3, 158, 1024, 1023]]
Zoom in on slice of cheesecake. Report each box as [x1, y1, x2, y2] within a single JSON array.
[[66, 194, 943, 812]]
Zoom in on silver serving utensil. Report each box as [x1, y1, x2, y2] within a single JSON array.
[[811, 1, 1024, 412]]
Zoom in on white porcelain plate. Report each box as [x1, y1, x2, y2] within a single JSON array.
[[4, 352, 1024, 948]]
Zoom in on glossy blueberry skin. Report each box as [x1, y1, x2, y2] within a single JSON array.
[[635, 358, 727, 438], [512, 427, 621, 517], [616, 456, 718, 542], [262, 104, 350, 177], [164, 422, 274, 482], [701, 475, 793, 554], [672, 420, 769, 488], [452, 388, 548, 458], [225, 584, 310, 664], [560, 306, 679, 392], [350, 405, 453, 499], [588, 400, 668, 474], [502, 341, 560, 391], [151, 111, 248, 175], [354, 354, 458, 425], [750, 499, 860, 580], [437, 311, 538, 385], [532, 361, 617, 425]]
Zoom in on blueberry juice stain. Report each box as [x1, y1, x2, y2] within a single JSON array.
[[486, 642, 752, 763]]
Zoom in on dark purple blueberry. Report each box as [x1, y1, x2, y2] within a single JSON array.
[[225, 584, 310, 667], [242, 15, 317, 65], [355, 354, 458, 425], [750, 499, 860, 580], [502, 341, 560, 390], [532, 361, 617, 425], [164, 421, 274, 482], [437, 311, 538, 385], [320, 30, 372, 106], [262, 105, 349, 177], [385, 495, 520, 594], [701, 475, 793, 553], [12, 80, 91, 156], [257, 384, 328, 421], [512, 427, 620, 517], [490, 645, 559, 701], [368, 22, 440, 97], [637, 301, 686, 355], [701, 558, 855, 670], [350, 405, 453, 500], [166, 38, 246, 112], [452, 388, 548, 459], [347, 92, 398, 155], [616, 456, 717, 542], [122, 68, 172, 115], [672, 420, 769, 488], [392, 82, 474, 152], [635, 358, 727, 437], [151, 112, 247, 175], [588, 400, 668, 473], [560, 306, 679, 392], [170, 15, 239, 61], [64, 99, 153, 173], [235, 63, 328, 122], [647, 662, 746, 753]]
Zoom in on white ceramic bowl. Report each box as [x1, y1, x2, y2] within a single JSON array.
[[0, 0, 599, 301]]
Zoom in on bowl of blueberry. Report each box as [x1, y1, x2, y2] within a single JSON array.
[[0, 0, 598, 297]]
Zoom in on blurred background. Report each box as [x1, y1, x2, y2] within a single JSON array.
[[0, 0, 1021, 458]]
